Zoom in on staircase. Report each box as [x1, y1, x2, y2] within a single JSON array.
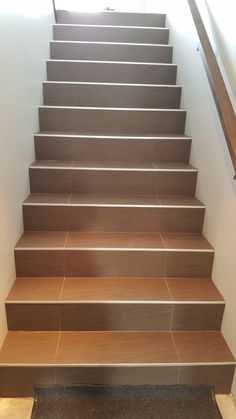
[[0, 10, 235, 397]]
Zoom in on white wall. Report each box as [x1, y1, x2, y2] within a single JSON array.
[[0, 0, 54, 346], [203, 0, 236, 107], [145, 0, 236, 396]]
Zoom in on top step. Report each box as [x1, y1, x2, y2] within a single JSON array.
[[56, 11, 166, 28]]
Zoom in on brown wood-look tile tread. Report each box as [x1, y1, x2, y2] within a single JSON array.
[[23, 193, 204, 208], [15, 231, 213, 250], [6, 277, 223, 302], [0, 331, 234, 365]]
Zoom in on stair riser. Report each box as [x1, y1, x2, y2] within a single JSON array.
[[14, 250, 214, 278], [6, 303, 224, 331], [50, 42, 173, 63], [39, 108, 186, 135], [34, 137, 191, 163], [23, 206, 205, 233], [29, 169, 197, 195], [47, 61, 177, 84], [56, 11, 166, 27], [53, 25, 169, 44], [43, 84, 181, 109], [0, 365, 233, 396]]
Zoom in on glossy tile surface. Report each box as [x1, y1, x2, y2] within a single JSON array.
[[161, 233, 213, 249], [166, 278, 224, 301], [173, 332, 235, 363], [15, 231, 67, 248], [7, 278, 64, 301], [56, 331, 178, 364], [61, 277, 171, 301], [66, 232, 164, 248], [0, 332, 59, 364]]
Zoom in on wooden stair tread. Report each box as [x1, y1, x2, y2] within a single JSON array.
[[23, 193, 204, 208], [15, 231, 213, 250], [6, 277, 224, 303], [0, 331, 234, 365]]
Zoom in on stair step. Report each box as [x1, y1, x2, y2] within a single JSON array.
[[34, 134, 191, 164], [39, 106, 186, 135], [29, 162, 197, 195], [53, 24, 169, 44], [47, 60, 177, 84], [50, 41, 173, 63], [0, 331, 234, 395], [6, 277, 224, 331], [43, 82, 181, 109], [14, 232, 214, 278], [23, 194, 205, 232], [56, 11, 166, 27]]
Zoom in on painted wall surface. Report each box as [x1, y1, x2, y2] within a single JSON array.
[[204, 0, 236, 106], [145, 0, 236, 396], [0, 0, 54, 346]]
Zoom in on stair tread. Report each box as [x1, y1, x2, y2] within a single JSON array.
[[6, 277, 224, 303], [23, 194, 204, 208], [30, 161, 196, 171], [15, 232, 213, 251], [0, 330, 234, 365]]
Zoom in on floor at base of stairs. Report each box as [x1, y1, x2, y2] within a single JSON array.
[[0, 393, 235, 419]]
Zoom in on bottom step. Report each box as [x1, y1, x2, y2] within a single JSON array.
[[0, 331, 234, 395]]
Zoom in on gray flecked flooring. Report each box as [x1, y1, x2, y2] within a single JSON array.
[[31, 384, 222, 419]]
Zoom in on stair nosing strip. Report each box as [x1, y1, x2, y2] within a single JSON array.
[[50, 40, 173, 47], [15, 247, 214, 252], [47, 59, 177, 66], [29, 166, 196, 172], [39, 105, 185, 112], [6, 300, 225, 304], [0, 362, 235, 367], [43, 81, 181, 88], [22, 203, 205, 209], [53, 24, 169, 30], [35, 134, 191, 140]]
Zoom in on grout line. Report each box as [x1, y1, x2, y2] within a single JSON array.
[[171, 331, 181, 363], [59, 278, 66, 302], [54, 366, 57, 385], [177, 366, 181, 385], [54, 331, 61, 364]]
